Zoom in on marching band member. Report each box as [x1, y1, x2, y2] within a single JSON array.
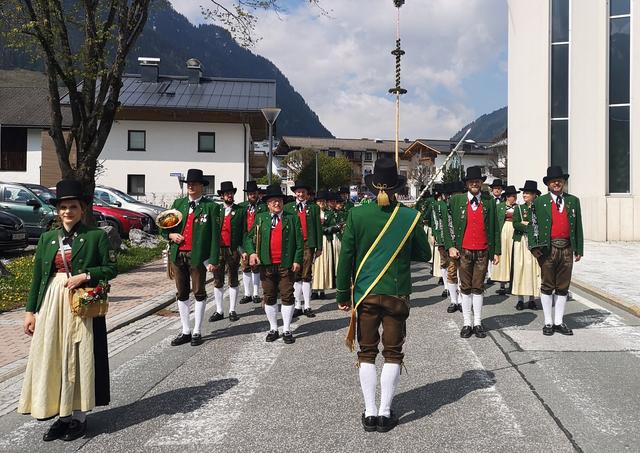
[[492, 185, 519, 295], [512, 180, 541, 310], [239, 180, 266, 305], [311, 190, 335, 299]]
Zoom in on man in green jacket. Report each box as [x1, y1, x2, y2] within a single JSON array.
[[238, 180, 267, 305], [284, 181, 323, 318], [444, 166, 501, 339], [209, 181, 246, 323], [162, 169, 220, 346], [529, 166, 584, 336], [245, 185, 303, 344], [336, 158, 430, 433], [339, 186, 355, 211]]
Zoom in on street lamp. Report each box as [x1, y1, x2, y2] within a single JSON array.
[[261, 107, 281, 185]]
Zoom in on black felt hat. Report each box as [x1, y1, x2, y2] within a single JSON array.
[[489, 178, 505, 188], [503, 185, 520, 196], [244, 180, 259, 193], [291, 180, 312, 192], [543, 166, 570, 185], [463, 166, 487, 182], [217, 181, 237, 196], [50, 179, 91, 205], [519, 180, 541, 195], [338, 186, 350, 194], [433, 183, 444, 194], [183, 168, 209, 186], [364, 158, 406, 194], [316, 190, 329, 201], [261, 184, 285, 202]]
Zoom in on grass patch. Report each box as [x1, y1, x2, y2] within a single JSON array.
[[0, 241, 166, 313]]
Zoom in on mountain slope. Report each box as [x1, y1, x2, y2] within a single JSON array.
[[0, 1, 332, 139], [451, 106, 507, 142]]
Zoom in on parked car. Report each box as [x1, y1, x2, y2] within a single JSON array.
[[0, 182, 58, 239], [94, 186, 164, 233], [24, 183, 107, 228], [92, 197, 152, 237], [0, 210, 28, 252]]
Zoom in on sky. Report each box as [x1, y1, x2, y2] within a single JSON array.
[[169, 0, 508, 140]]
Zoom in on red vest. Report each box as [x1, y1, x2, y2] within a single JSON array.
[[221, 212, 232, 247], [297, 207, 308, 241], [462, 201, 488, 250], [179, 212, 195, 251], [270, 219, 283, 264], [246, 208, 256, 232], [551, 200, 570, 239]]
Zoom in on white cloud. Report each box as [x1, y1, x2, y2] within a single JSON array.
[[171, 0, 507, 139]]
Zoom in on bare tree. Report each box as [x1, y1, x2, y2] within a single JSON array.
[[408, 162, 433, 193]]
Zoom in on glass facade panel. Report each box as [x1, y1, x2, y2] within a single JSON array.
[[609, 106, 630, 193], [551, 44, 569, 118], [610, 17, 630, 104], [550, 120, 569, 172], [552, 0, 569, 42], [611, 0, 630, 16]]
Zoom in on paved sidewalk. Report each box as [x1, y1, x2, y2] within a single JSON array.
[[572, 240, 640, 316], [0, 259, 177, 383]]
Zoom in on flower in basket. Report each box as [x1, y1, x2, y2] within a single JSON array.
[[79, 280, 110, 306]]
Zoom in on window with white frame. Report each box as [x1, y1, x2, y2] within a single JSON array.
[[609, 0, 631, 194], [550, 0, 569, 173]]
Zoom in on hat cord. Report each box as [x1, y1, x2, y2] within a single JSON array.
[[373, 183, 390, 206]]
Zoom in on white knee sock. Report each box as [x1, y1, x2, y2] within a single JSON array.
[[214, 287, 224, 314], [252, 273, 261, 297], [540, 293, 554, 325], [554, 294, 567, 325], [517, 295, 524, 302], [379, 363, 401, 417], [264, 304, 278, 331], [302, 282, 312, 309], [193, 300, 206, 335], [229, 286, 238, 312], [358, 362, 378, 417], [72, 410, 86, 423], [472, 294, 483, 326], [447, 281, 458, 305], [177, 299, 192, 334], [242, 272, 252, 298], [294, 282, 302, 309], [281, 304, 295, 332], [461, 293, 473, 326], [457, 283, 463, 305], [440, 266, 448, 282]]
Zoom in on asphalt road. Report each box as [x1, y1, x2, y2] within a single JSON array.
[[0, 262, 638, 452]]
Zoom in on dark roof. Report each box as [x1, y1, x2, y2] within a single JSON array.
[[0, 87, 56, 127], [61, 74, 276, 112]]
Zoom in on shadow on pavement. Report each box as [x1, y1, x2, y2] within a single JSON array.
[[564, 308, 611, 328], [294, 317, 350, 340], [395, 369, 497, 425], [87, 379, 238, 435], [483, 311, 537, 329]]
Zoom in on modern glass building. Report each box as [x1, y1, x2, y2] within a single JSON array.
[[508, 0, 637, 240]]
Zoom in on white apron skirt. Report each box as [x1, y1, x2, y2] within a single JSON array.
[[512, 235, 541, 297], [491, 221, 514, 282]]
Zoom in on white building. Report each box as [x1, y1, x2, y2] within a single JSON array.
[[508, 0, 638, 241]]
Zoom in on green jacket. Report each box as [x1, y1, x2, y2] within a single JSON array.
[[219, 203, 247, 251], [344, 200, 355, 211], [496, 202, 516, 235], [512, 203, 533, 242], [284, 201, 323, 251], [321, 208, 337, 241], [333, 208, 348, 240], [27, 225, 118, 313], [415, 197, 433, 227], [162, 197, 220, 266], [244, 211, 304, 268], [335, 202, 431, 304], [528, 193, 584, 256], [430, 199, 448, 245], [443, 193, 501, 257], [238, 200, 267, 220]]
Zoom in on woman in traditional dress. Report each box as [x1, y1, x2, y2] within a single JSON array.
[[18, 179, 117, 442], [311, 190, 335, 299], [331, 192, 347, 283], [512, 180, 542, 310], [492, 185, 519, 295]]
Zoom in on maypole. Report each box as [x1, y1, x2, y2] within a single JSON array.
[[389, 0, 407, 165]]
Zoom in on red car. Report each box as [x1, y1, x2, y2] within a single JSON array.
[[92, 198, 153, 237]]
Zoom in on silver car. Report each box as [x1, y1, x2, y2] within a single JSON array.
[[94, 186, 164, 231]]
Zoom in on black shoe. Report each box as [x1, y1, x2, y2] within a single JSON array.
[[190, 333, 203, 346], [208, 312, 224, 322], [447, 303, 457, 313], [229, 311, 239, 322], [460, 326, 473, 338], [486, 279, 494, 285], [292, 308, 303, 318], [515, 300, 524, 311], [303, 308, 316, 318], [283, 331, 295, 344], [376, 411, 398, 433], [361, 413, 378, 432], [441, 289, 449, 298], [265, 330, 280, 342], [311, 292, 319, 300], [319, 292, 326, 300], [437, 277, 443, 285], [61, 419, 86, 442], [252, 296, 262, 304], [43, 419, 69, 442], [527, 300, 538, 310], [171, 333, 192, 346], [474, 324, 487, 338], [456, 303, 463, 312], [496, 288, 506, 296], [553, 323, 573, 335], [239, 296, 252, 305], [543, 324, 554, 336]]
